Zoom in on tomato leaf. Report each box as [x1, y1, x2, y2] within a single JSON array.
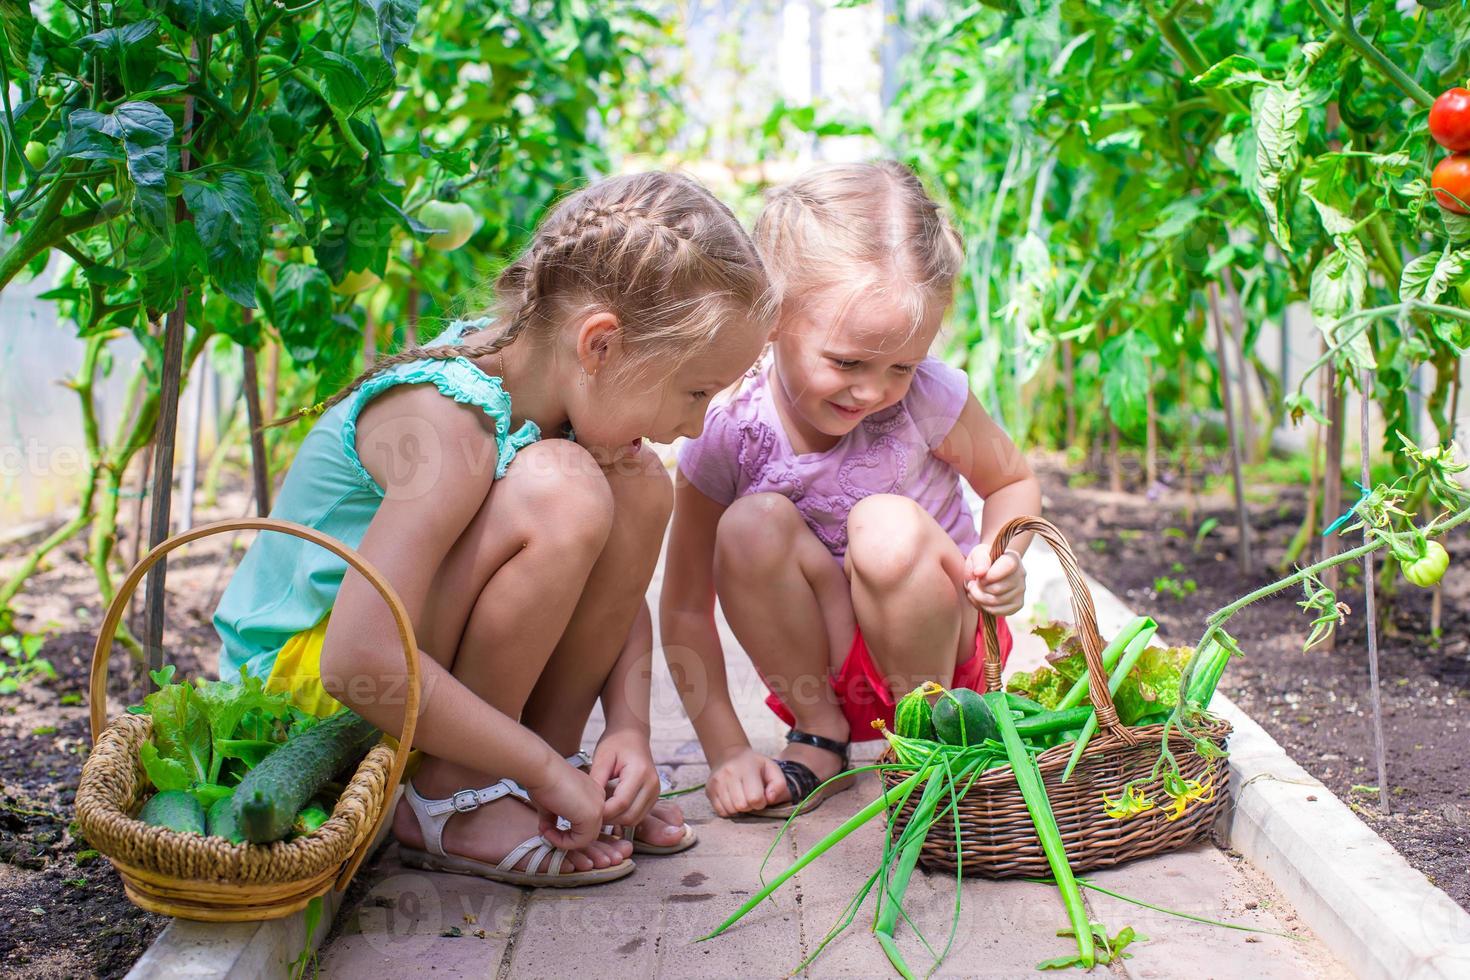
[[302, 46, 370, 112], [363, 0, 422, 63], [1310, 249, 1374, 370], [162, 0, 245, 37], [183, 173, 262, 307], [1251, 84, 1303, 252], [1400, 247, 1469, 305], [1191, 54, 1268, 90], [65, 101, 174, 237], [0, 1, 35, 75], [1100, 329, 1158, 431]]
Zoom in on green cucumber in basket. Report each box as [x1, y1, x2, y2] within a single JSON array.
[[139, 790, 206, 835], [207, 793, 244, 843], [231, 709, 381, 843]]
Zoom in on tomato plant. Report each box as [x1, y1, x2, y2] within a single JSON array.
[[0, 1, 670, 628], [890, 0, 1470, 582]]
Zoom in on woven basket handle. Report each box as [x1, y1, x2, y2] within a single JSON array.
[[978, 516, 1128, 738], [87, 516, 422, 892]]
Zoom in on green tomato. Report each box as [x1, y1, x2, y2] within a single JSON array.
[[1458, 281, 1470, 307], [418, 199, 478, 252], [39, 84, 63, 107], [1402, 540, 1449, 588], [23, 141, 47, 169]]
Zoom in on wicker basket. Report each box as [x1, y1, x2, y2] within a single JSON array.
[[879, 516, 1231, 878], [74, 518, 421, 921]]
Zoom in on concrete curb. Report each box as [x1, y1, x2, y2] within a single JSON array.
[[124, 789, 399, 980], [1028, 543, 1470, 980]]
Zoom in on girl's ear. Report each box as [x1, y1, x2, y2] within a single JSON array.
[[575, 311, 623, 376]]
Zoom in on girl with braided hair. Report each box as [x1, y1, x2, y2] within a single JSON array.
[[214, 172, 772, 886], [663, 161, 1043, 818]]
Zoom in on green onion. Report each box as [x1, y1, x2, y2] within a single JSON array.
[[984, 691, 1095, 968], [1060, 625, 1159, 782], [702, 767, 927, 941], [873, 766, 949, 979], [1055, 616, 1156, 710]]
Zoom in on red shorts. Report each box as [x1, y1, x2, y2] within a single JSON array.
[[764, 617, 1014, 742]]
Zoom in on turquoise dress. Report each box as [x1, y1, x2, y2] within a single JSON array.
[[213, 318, 542, 681]]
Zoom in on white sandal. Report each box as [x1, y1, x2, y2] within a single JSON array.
[[566, 751, 699, 856], [396, 762, 635, 888]]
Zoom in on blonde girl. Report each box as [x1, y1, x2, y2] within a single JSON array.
[[661, 161, 1042, 818], [214, 173, 772, 885]]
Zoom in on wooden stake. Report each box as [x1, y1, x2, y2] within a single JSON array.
[[1322, 362, 1344, 598], [242, 319, 271, 518], [1222, 266, 1258, 463], [177, 351, 206, 533], [1359, 368, 1390, 814], [1208, 282, 1253, 574], [126, 439, 153, 639], [1145, 356, 1158, 489], [405, 251, 421, 347], [1108, 421, 1122, 493], [1063, 339, 1077, 448], [142, 53, 197, 691]]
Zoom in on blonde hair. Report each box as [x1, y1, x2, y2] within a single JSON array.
[[273, 172, 772, 426], [754, 160, 963, 331]]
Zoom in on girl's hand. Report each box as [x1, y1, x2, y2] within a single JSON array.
[[522, 757, 606, 851], [590, 730, 661, 827], [707, 747, 786, 817], [964, 545, 1027, 616]]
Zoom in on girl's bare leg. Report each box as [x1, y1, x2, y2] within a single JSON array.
[[714, 493, 856, 801], [392, 439, 630, 872], [845, 494, 976, 697], [520, 450, 689, 846]]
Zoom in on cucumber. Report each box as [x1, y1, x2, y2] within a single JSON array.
[[231, 709, 380, 844], [207, 793, 244, 844], [932, 688, 1001, 746], [138, 790, 206, 835]]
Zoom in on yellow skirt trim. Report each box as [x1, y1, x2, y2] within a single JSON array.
[[264, 617, 344, 719]]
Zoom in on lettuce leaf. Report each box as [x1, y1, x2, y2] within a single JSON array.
[[140, 667, 211, 786], [133, 664, 297, 799], [1112, 646, 1192, 726]]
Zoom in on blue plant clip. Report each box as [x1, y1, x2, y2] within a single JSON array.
[[1322, 482, 1371, 537]]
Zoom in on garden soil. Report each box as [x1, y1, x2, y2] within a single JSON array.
[[0, 489, 244, 978], [1037, 453, 1470, 912]]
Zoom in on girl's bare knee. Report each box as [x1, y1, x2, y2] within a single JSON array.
[[847, 495, 933, 591], [716, 492, 801, 574], [499, 440, 614, 551]]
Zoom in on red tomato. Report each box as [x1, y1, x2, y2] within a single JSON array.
[[1430, 88, 1470, 152], [1433, 154, 1470, 214]]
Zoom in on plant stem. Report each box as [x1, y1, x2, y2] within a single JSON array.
[[1305, 0, 1433, 107]]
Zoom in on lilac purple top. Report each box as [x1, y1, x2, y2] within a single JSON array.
[[678, 358, 981, 559]]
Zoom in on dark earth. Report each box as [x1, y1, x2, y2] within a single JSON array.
[[1, 497, 229, 979], [1036, 452, 1470, 912]]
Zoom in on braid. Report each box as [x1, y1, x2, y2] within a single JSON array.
[[260, 325, 525, 430]]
